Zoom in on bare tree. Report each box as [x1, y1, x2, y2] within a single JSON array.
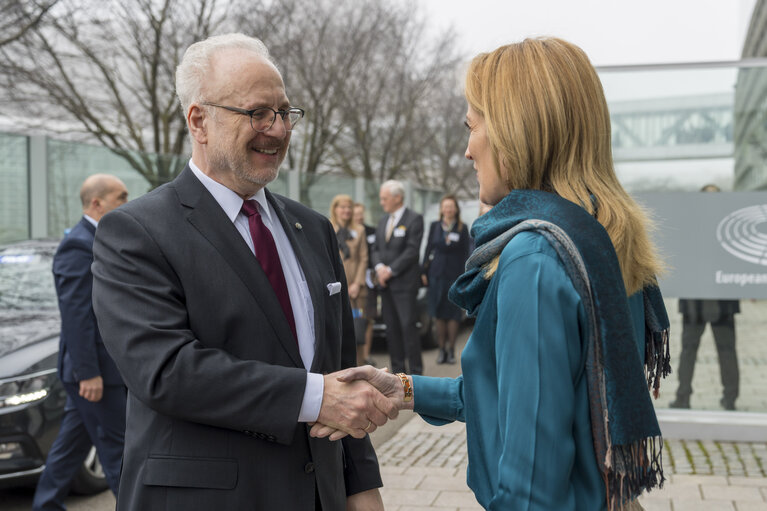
[[243, 0, 467, 205], [1, 0, 472, 198], [0, 0, 58, 47], [0, 0, 232, 188], [420, 75, 477, 198]]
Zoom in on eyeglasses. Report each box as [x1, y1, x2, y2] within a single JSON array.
[[202, 103, 305, 132]]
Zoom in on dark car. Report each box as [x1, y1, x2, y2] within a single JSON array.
[[0, 239, 107, 494]]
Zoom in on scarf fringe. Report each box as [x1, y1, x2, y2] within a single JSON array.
[[606, 436, 666, 511], [645, 327, 671, 399]]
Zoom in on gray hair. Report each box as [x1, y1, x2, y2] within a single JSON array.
[[381, 179, 405, 198], [175, 33, 273, 115]]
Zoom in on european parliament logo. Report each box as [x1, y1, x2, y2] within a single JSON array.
[[716, 205, 767, 266]]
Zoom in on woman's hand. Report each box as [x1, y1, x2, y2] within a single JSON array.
[[337, 366, 406, 406], [349, 282, 360, 299]]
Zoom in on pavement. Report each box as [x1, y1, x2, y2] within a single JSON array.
[[370, 298, 767, 510]]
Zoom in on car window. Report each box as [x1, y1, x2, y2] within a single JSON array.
[[0, 246, 58, 311]]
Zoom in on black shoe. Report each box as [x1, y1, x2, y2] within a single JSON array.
[[669, 398, 690, 409], [436, 349, 446, 364], [720, 398, 736, 411], [446, 349, 456, 364]]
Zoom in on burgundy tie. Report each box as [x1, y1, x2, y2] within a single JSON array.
[[241, 200, 298, 342]]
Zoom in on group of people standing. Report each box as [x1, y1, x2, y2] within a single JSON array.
[[330, 188, 472, 374]]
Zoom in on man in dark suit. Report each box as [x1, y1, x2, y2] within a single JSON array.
[[670, 298, 740, 410], [370, 180, 424, 375], [91, 34, 394, 510], [670, 185, 740, 411], [33, 174, 128, 511]]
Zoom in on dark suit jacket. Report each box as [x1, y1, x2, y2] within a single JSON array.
[[370, 208, 424, 292], [52, 217, 122, 385], [91, 167, 380, 510], [678, 298, 740, 323], [422, 221, 471, 281]]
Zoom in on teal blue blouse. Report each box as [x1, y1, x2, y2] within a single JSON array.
[[412, 232, 645, 510]]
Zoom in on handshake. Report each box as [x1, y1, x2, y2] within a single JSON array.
[[312, 366, 413, 441]]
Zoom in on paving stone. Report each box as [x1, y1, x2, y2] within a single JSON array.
[[379, 488, 439, 507], [417, 475, 470, 491], [702, 486, 764, 501], [432, 491, 482, 508], [673, 475, 728, 486], [637, 498, 672, 511], [672, 499, 735, 511], [734, 502, 767, 510], [404, 467, 459, 477], [383, 473, 425, 490], [728, 476, 767, 486]]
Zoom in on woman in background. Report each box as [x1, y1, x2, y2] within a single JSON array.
[[422, 195, 471, 364], [324, 38, 670, 510], [329, 194, 368, 365]]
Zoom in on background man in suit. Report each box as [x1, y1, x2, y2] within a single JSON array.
[[33, 174, 128, 511], [670, 183, 740, 411], [371, 180, 424, 375], [91, 33, 394, 510]]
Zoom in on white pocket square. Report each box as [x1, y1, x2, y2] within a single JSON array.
[[327, 282, 342, 296]]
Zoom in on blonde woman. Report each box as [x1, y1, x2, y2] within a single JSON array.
[[323, 38, 671, 510], [329, 194, 369, 365]]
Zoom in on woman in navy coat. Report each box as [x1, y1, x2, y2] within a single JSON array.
[[422, 195, 471, 364]]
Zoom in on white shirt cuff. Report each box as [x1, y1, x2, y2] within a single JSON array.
[[298, 372, 324, 422], [374, 263, 385, 271]]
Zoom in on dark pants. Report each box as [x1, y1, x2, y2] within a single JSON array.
[[32, 382, 127, 511], [381, 286, 422, 375], [675, 314, 739, 405]]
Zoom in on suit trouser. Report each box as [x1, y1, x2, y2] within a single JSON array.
[[675, 315, 739, 404], [33, 383, 127, 511], [381, 286, 423, 375]]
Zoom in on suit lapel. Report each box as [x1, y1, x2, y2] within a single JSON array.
[[265, 191, 327, 370], [385, 208, 411, 244], [174, 168, 303, 367]]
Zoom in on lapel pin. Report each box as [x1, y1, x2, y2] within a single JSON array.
[[295, 222, 303, 230]]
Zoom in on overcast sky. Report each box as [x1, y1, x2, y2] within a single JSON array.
[[420, 0, 758, 66]]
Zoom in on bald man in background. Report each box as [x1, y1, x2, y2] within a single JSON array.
[[33, 174, 129, 511]]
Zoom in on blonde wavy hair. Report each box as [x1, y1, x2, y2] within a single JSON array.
[[466, 37, 662, 294], [329, 194, 357, 230]]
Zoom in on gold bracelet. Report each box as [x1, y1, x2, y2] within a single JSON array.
[[396, 373, 412, 402]]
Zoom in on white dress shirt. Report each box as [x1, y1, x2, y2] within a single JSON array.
[[83, 214, 98, 228], [189, 160, 323, 422], [387, 205, 406, 234]]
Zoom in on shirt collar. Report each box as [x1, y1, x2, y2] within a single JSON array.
[[83, 215, 98, 227], [188, 159, 272, 223], [390, 205, 406, 223]]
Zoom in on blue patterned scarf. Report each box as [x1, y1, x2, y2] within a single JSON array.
[[450, 190, 670, 509]]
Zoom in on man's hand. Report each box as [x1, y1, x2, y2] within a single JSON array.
[[346, 488, 384, 511], [78, 376, 104, 402], [316, 372, 398, 441], [375, 266, 392, 287], [311, 366, 411, 440]]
